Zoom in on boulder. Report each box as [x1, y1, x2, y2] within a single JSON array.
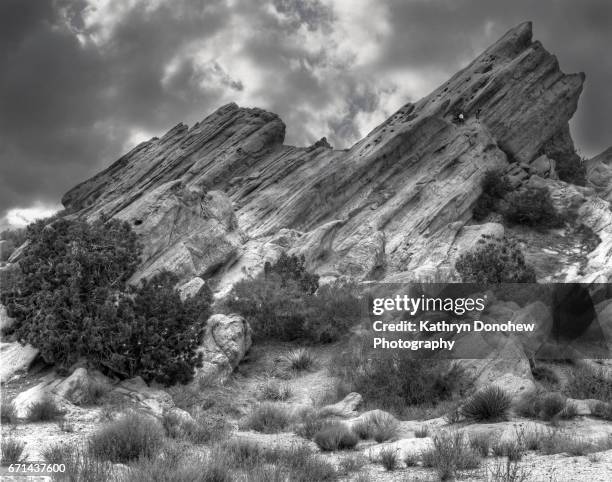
[[178, 277, 206, 300], [12, 374, 65, 419], [0, 342, 39, 382], [457, 336, 535, 403], [530, 154, 557, 179], [0, 304, 13, 331], [54, 367, 110, 405], [319, 392, 363, 418], [585, 147, 612, 202], [510, 301, 554, 357], [113, 376, 174, 417], [196, 314, 252, 382]]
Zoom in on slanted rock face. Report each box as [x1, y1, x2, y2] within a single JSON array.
[[61, 23, 589, 288], [586, 147, 612, 202], [0, 342, 39, 383], [113, 183, 244, 283]]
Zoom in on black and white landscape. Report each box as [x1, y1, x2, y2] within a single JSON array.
[[2, 2, 612, 481]]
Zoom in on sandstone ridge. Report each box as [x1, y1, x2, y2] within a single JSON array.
[[61, 22, 603, 290]]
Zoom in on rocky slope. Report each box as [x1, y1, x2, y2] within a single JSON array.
[[60, 22, 606, 294]]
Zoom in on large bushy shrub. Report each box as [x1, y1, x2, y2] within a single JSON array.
[[264, 252, 319, 294], [226, 253, 360, 342], [473, 169, 511, 221], [1, 217, 212, 385], [460, 385, 511, 422], [455, 235, 536, 284], [556, 156, 587, 186], [88, 411, 165, 463], [504, 186, 562, 228], [332, 346, 470, 414]]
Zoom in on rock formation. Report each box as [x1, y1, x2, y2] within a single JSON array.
[[58, 22, 600, 293], [586, 146, 612, 202]]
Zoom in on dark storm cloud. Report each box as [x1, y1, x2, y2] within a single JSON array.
[[0, 0, 611, 224]]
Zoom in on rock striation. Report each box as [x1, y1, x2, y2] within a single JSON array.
[[60, 22, 600, 290]]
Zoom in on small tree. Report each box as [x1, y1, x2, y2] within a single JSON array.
[[1, 217, 211, 385], [455, 235, 536, 284]]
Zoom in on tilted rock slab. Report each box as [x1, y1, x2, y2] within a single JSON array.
[[0, 342, 39, 383], [61, 22, 587, 288]]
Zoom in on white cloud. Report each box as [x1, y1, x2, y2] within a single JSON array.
[[4, 203, 61, 229]]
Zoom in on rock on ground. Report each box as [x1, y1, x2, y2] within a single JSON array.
[[0, 342, 39, 383], [196, 313, 252, 382]]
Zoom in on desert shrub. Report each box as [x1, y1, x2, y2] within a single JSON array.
[[45, 443, 114, 482], [304, 281, 363, 343], [539, 392, 568, 421], [163, 409, 227, 444], [531, 365, 560, 389], [258, 379, 292, 401], [379, 447, 399, 471], [469, 432, 491, 457], [352, 411, 398, 442], [125, 450, 233, 482], [185, 413, 228, 444], [565, 364, 612, 402], [415, 425, 429, 438], [58, 419, 75, 432], [78, 378, 112, 406], [421, 431, 481, 480], [555, 153, 587, 186], [473, 169, 511, 221], [514, 425, 547, 452], [223, 440, 337, 481], [42, 442, 72, 464], [271, 444, 337, 482], [1, 399, 17, 424], [370, 414, 398, 443], [486, 459, 531, 482], [538, 430, 612, 456], [592, 401, 612, 421], [221, 438, 265, 468], [295, 408, 327, 439], [1, 217, 212, 385], [404, 452, 420, 467], [226, 253, 361, 343], [244, 403, 292, 434], [313, 422, 359, 451], [339, 454, 366, 473], [491, 440, 523, 461], [1, 437, 26, 464], [461, 386, 511, 422], [561, 401, 578, 419], [284, 348, 316, 372], [264, 252, 320, 294], [455, 235, 536, 284], [89, 411, 165, 463], [332, 347, 469, 414], [504, 186, 562, 228], [27, 396, 64, 422]]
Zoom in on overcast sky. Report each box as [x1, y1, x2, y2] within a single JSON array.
[[1, 0, 611, 228]]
